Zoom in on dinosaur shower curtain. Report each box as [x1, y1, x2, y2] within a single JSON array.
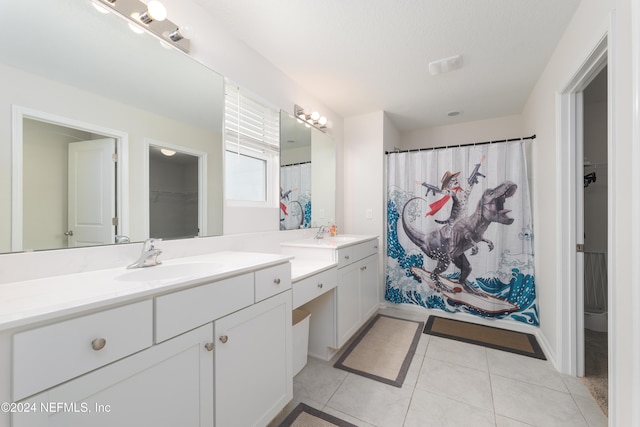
[[280, 162, 311, 230], [386, 141, 538, 326]]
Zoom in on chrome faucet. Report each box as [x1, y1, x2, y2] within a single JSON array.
[[314, 225, 328, 239], [127, 238, 162, 269]]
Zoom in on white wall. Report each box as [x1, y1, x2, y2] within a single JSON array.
[[401, 115, 523, 149], [343, 111, 385, 236], [521, 0, 635, 424], [157, 0, 346, 235]]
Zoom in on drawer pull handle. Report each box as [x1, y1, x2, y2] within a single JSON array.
[[361, 266, 367, 271], [317, 283, 323, 288], [204, 342, 214, 352], [219, 335, 229, 344], [91, 338, 107, 351], [274, 278, 281, 285]]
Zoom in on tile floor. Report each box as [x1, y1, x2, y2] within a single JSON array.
[[274, 307, 608, 427]]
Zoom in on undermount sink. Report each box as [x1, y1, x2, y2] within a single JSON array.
[[115, 262, 221, 282]]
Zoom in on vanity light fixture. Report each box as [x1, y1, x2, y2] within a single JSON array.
[[94, 0, 191, 52], [294, 104, 328, 131]]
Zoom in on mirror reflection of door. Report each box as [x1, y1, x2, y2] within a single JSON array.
[[22, 119, 117, 251], [148, 145, 201, 240], [68, 139, 116, 247]]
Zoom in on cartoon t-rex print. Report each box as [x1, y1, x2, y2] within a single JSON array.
[[402, 181, 517, 292]]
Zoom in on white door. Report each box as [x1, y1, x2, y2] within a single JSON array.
[[68, 139, 116, 247]]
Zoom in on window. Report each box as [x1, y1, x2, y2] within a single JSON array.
[[224, 84, 279, 205]]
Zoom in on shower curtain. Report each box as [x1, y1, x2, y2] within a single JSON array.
[[386, 141, 538, 326], [280, 162, 311, 230]]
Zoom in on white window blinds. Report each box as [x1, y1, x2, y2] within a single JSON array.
[[224, 84, 279, 152]]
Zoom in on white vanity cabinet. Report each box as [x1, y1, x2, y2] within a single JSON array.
[[4, 253, 293, 427], [335, 240, 379, 348], [281, 236, 379, 357], [13, 323, 214, 427]]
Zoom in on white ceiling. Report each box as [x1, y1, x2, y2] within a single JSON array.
[[196, 0, 581, 131]]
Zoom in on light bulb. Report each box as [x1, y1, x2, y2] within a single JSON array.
[[318, 116, 328, 126], [179, 25, 193, 38], [311, 111, 320, 121], [139, 0, 167, 24], [169, 25, 193, 42]]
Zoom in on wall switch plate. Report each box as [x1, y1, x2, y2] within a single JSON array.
[[318, 209, 325, 219], [366, 209, 373, 219]]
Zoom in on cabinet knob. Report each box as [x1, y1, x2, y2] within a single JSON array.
[[91, 338, 107, 351], [204, 342, 214, 352], [273, 278, 281, 285], [317, 283, 323, 288], [344, 255, 350, 260], [219, 335, 229, 344]]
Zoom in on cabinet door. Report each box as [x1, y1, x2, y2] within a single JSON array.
[[360, 254, 379, 322], [13, 324, 214, 427], [214, 291, 292, 427], [336, 262, 361, 348]]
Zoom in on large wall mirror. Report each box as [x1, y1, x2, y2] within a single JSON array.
[[280, 112, 335, 230], [0, 0, 224, 253]]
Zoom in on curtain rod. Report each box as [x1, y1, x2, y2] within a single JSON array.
[[385, 134, 536, 154], [280, 160, 311, 167]]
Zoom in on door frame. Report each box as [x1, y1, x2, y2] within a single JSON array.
[[557, 25, 613, 416], [11, 105, 129, 251], [143, 138, 208, 239]]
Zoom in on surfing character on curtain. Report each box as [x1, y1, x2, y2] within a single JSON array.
[[402, 161, 520, 314]]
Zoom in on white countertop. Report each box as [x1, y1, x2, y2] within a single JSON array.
[[0, 251, 292, 332], [290, 259, 337, 283], [280, 234, 377, 249]]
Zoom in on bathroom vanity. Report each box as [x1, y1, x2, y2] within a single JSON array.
[[0, 252, 293, 427], [282, 235, 379, 360]]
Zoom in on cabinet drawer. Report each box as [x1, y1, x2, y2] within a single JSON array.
[[255, 263, 292, 302], [13, 300, 152, 401], [337, 240, 379, 268], [155, 273, 254, 343], [336, 246, 355, 268], [353, 239, 379, 261], [293, 267, 337, 309]]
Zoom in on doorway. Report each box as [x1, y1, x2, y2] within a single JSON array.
[[11, 106, 128, 252], [557, 33, 611, 415], [146, 141, 207, 240], [581, 66, 608, 414]]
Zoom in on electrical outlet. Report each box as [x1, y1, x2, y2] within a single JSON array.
[[366, 209, 373, 219]]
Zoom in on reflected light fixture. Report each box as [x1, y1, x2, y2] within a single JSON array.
[[94, 0, 191, 52], [294, 104, 328, 131], [160, 148, 176, 156]]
